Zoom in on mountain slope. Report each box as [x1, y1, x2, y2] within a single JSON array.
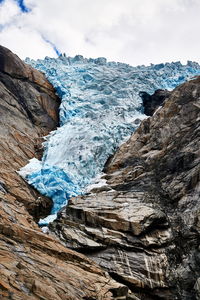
[[0, 45, 199, 299]]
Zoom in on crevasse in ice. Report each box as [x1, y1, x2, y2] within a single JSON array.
[[19, 56, 200, 224]]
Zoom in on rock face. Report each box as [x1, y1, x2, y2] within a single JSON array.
[[0, 46, 130, 300], [139, 89, 171, 116], [0, 45, 61, 220], [0, 191, 130, 300], [51, 77, 200, 299]]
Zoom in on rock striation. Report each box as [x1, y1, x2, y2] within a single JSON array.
[[0, 46, 130, 300], [0, 45, 61, 220], [50, 76, 200, 299]]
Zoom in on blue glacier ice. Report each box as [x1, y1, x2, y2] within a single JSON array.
[[19, 55, 200, 224]]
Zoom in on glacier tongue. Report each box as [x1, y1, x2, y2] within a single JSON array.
[[19, 56, 200, 225]]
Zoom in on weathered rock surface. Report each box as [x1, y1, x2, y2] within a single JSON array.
[[0, 46, 130, 300], [51, 192, 170, 298], [139, 89, 171, 116], [0, 45, 61, 220], [0, 190, 131, 300], [51, 77, 200, 299]]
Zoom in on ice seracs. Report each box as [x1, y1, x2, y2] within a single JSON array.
[[19, 56, 200, 224]]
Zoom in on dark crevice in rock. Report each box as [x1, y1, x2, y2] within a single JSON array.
[[103, 153, 115, 173], [0, 181, 8, 194], [8, 186, 53, 223], [139, 89, 171, 116], [77, 245, 107, 253], [108, 272, 173, 300]]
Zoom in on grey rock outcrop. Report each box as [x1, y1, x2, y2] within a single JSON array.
[[51, 76, 200, 299]]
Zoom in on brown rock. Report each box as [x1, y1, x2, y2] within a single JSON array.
[[50, 192, 171, 299], [0, 45, 61, 220], [0, 193, 129, 300]]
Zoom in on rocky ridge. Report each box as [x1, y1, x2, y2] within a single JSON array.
[[50, 76, 200, 299], [0, 46, 131, 300], [0, 45, 61, 220]]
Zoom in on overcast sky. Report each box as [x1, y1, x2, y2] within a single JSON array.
[[0, 0, 200, 66]]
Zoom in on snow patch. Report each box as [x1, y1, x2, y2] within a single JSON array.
[[18, 158, 42, 178]]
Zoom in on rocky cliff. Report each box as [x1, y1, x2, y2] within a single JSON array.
[[0, 46, 130, 300], [0, 45, 61, 220], [50, 76, 200, 299]]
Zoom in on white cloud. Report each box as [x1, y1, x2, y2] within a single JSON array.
[[0, 0, 20, 24], [0, 25, 56, 58], [0, 0, 200, 65]]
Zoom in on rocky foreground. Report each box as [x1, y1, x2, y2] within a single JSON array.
[[0, 45, 199, 299]]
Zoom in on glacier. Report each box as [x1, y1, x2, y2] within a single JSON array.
[[19, 55, 200, 225]]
